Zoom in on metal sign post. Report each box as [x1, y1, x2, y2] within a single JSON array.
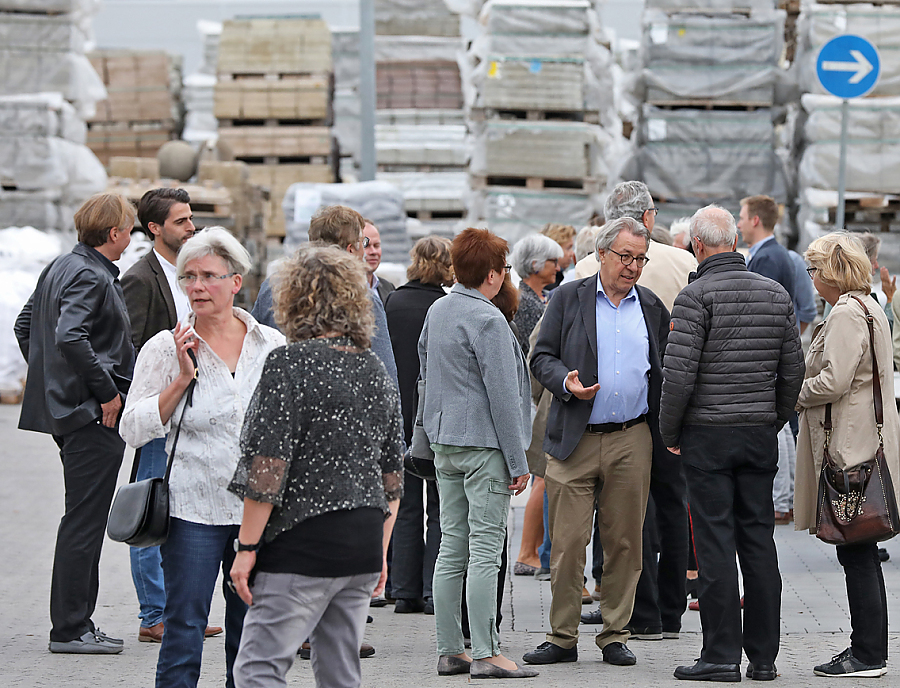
[[359, 0, 376, 181], [816, 35, 880, 230]]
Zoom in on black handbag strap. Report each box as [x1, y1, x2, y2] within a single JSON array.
[[825, 295, 884, 448], [128, 348, 199, 485]]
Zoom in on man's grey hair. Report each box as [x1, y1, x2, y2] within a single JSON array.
[[604, 181, 653, 222], [689, 205, 738, 248], [594, 217, 651, 258], [510, 233, 564, 277], [574, 225, 601, 262], [177, 226, 252, 287]]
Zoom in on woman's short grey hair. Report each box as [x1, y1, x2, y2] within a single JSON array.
[[594, 217, 651, 257], [574, 225, 601, 262], [604, 181, 653, 222], [857, 232, 881, 264], [510, 233, 564, 277], [176, 227, 252, 282], [689, 205, 738, 248]]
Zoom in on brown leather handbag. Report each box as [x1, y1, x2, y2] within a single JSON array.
[[815, 296, 900, 546]]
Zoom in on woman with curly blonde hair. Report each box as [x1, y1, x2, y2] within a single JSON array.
[[229, 244, 404, 688]]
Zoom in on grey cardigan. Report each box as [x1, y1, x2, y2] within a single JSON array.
[[418, 283, 531, 478]]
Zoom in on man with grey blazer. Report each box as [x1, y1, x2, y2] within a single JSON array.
[[526, 217, 670, 669]]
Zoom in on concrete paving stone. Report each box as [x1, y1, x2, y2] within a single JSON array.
[[5, 402, 900, 687]]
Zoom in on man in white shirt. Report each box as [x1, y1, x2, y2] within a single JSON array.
[[363, 220, 395, 304], [120, 188, 221, 643]]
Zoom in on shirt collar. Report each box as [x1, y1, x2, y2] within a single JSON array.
[[596, 273, 638, 306], [153, 248, 177, 271], [77, 241, 119, 278], [748, 234, 775, 260]]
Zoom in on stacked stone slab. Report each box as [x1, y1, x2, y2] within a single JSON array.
[[182, 20, 221, 145], [214, 18, 336, 239], [637, 0, 788, 229], [461, 0, 617, 245], [86, 50, 183, 167], [794, 2, 900, 272], [0, 0, 107, 231]]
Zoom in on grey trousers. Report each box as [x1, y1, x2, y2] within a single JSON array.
[[772, 424, 796, 513], [233, 571, 379, 688]]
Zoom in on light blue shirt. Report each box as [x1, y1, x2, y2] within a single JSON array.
[[788, 250, 817, 325], [747, 234, 775, 262], [588, 275, 650, 424]]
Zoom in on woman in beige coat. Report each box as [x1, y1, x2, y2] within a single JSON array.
[[795, 232, 900, 678]]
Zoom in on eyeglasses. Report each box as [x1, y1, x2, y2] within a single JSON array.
[[806, 266, 817, 277], [607, 248, 649, 268], [178, 271, 237, 286], [362, 236, 370, 249], [644, 208, 659, 217]]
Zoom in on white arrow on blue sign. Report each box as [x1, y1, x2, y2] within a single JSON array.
[[817, 34, 880, 99]]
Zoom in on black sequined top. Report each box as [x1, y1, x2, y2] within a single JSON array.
[[229, 336, 404, 543]]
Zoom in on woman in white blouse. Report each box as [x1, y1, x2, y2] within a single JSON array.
[[120, 227, 285, 688]]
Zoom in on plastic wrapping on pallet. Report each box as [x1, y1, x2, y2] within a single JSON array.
[[282, 181, 411, 262], [375, 0, 460, 37], [0, 225, 69, 394], [642, 10, 784, 66], [465, 186, 599, 245], [797, 4, 900, 97], [0, 93, 85, 144], [374, 35, 464, 64], [802, 93, 900, 141], [0, 136, 105, 201], [378, 170, 468, 213], [333, 28, 360, 91], [333, 88, 361, 160], [636, 106, 786, 202], [800, 142, 900, 196], [475, 0, 605, 56], [641, 63, 779, 105], [0, 190, 72, 231], [196, 20, 222, 76], [469, 119, 608, 181], [644, 0, 777, 11], [377, 123, 467, 167]]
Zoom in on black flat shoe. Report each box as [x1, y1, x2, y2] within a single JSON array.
[[674, 660, 740, 682], [437, 655, 471, 676], [522, 641, 577, 665], [602, 642, 636, 666], [746, 663, 776, 680], [580, 608, 603, 624], [394, 598, 425, 614]]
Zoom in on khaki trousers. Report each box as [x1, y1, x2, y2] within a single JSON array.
[[544, 422, 652, 649]]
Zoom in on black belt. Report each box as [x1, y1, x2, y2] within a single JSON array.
[[585, 414, 647, 435]]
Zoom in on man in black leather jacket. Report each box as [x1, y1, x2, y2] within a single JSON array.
[[15, 193, 137, 655]]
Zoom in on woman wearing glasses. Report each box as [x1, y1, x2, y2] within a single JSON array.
[[419, 227, 537, 679], [120, 227, 285, 688], [509, 233, 564, 357]]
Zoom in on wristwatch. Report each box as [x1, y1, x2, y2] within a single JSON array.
[[233, 538, 261, 553]]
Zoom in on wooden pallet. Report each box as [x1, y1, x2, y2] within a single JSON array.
[[470, 174, 601, 194], [469, 107, 600, 124], [828, 197, 900, 233], [378, 163, 467, 174], [646, 100, 770, 111], [407, 209, 465, 221], [107, 179, 234, 226]]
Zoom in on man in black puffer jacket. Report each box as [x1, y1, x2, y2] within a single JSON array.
[[660, 205, 804, 683]]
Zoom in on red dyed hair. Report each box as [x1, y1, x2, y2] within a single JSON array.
[[451, 227, 508, 289]]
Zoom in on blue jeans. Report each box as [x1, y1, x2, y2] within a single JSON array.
[[538, 489, 551, 569], [130, 436, 168, 628], [157, 518, 247, 688]]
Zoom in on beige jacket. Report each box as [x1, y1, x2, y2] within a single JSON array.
[[794, 291, 900, 533], [574, 240, 697, 312]]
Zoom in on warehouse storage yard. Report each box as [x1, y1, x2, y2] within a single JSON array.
[[1, 0, 898, 396]]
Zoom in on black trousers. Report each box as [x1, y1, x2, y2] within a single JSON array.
[[682, 424, 781, 666], [629, 447, 689, 633], [50, 420, 125, 642], [391, 472, 441, 600], [837, 542, 888, 666]]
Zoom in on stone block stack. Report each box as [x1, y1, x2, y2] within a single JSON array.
[[214, 18, 336, 239], [636, 0, 788, 229]]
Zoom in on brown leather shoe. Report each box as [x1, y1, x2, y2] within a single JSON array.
[[138, 622, 164, 643], [138, 623, 223, 643], [582, 586, 593, 604]]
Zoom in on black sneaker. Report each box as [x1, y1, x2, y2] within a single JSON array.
[[814, 648, 886, 677]]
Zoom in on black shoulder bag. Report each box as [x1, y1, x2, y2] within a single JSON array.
[[107, 350, 199, 547]]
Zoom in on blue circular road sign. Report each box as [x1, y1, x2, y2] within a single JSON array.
[[817, 35, 880, 99]]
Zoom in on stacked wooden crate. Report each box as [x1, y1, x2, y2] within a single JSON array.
[[86, 50, 182, 167], [215, 18, 336, 238], [794, 1, 900, 272]]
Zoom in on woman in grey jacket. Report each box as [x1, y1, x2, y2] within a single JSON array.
[[418, 227, 536, 679]]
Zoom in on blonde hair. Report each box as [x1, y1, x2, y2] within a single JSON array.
[[74, 193, 136, 247], [407, 235, 453, 286], [541, 223, 576, 247], [273, 244, 374, 348], [804, 232, 872, 294]]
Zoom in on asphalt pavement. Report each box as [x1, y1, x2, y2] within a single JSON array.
[[3, 401, 900, 687]]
